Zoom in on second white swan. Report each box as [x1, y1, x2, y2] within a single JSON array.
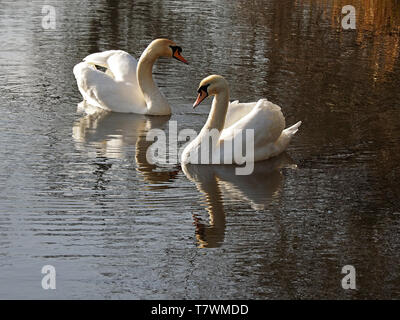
[[73, 38, 188, 115], [181, 75, 302, 164]]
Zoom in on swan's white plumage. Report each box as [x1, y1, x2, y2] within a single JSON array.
[[181, 75, 301, 164], [73, 39, 186, 115], [74, 54, 147, 114], [223, 100, 256, 129], [220, 99, 293, 161], [83, 50, 138, 82]]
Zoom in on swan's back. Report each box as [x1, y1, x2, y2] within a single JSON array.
[[252, 99, 285, 146], [73, 50, 147, 113], [224, 101, 256, 129], [218, 99, 301, 162], [83, 50, 138, 83], [221, 99, 285, 147]]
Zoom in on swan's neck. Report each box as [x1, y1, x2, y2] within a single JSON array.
[[201, 89, 230, 134], [137, 49, 171, 115]]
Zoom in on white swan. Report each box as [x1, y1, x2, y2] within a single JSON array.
[[73, 38, 188, 115], [181, 75, 302, 165]]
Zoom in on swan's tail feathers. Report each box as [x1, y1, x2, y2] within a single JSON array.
[[83, 50, 122, 68], [283, 121, 302, 136]]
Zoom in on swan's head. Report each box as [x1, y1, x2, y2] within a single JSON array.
[[148, 38, 188, 64], [193, 75, 229, 108]]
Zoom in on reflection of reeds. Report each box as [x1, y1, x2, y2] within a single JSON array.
[[301, 0, 400, 32], [298, 0, 400, 79]]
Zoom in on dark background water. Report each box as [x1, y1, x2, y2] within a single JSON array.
[[0, 0, 399, 299]]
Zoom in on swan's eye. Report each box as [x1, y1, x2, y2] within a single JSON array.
[[170, 45, 181, 54], [170, 45, 188, 64], [197, 84, 210, 95]]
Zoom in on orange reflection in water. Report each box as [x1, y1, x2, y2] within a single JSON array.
[[299, 0, 400, 80]]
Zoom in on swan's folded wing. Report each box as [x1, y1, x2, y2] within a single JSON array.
[[224, 100, 258, 129], [73, 62, 146, 113], [220, 99, 285, 148], [83, 50, 120, 67], [83, 50, 138, 83], [74, 62, 119, 109]]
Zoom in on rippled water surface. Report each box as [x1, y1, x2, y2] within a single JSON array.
[[1, 0, 400, 299]]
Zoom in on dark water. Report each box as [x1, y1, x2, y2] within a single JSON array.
[[1, 0, 400, 299]]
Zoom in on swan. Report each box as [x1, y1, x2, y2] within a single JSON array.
[[73, 38, 188, 115], [181, 75, 302, 165]]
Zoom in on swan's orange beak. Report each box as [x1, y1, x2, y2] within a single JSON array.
[[173, 51, 188, 64], [193, 90, 208, 108]]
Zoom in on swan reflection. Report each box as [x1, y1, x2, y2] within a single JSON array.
[[182, 154, 296, 248], [72, 103, 178, 186]]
